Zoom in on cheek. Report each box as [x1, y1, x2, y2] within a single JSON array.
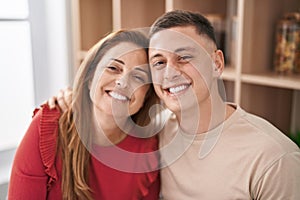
[[90, 73, 112, 102], [191, 70, 213, 97], [153, 84, 163, 98], [129, 86, 149, 114], [134, 85, 149, 102], [151, 70, 164, 85], [190, 60, 213, 78], [188, 61, 213, 83], [89, 78, 101, 102]]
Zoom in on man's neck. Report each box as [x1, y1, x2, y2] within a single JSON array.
[[176, 94, 234, 135]]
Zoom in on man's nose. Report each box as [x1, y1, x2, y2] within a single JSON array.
[[164, 61, 181, 81]]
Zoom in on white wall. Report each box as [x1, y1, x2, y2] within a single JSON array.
[[0, 0, 72, 195], [29, 0, 71, 104], [0, 0, 71, 150], [0, 21, 35, 150], [0, 0, 34, 151]]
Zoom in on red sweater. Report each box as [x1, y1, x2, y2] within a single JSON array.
[[8, 105, 160, 200]]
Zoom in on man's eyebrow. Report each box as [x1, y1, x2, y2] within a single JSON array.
[[174, 47, 196, 53], [149, 53, 163, 61], [110, 58, 124, 65], [149, 47, 196, 60]]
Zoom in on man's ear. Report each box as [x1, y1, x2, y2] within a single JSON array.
[[212, 49, 225, 78]]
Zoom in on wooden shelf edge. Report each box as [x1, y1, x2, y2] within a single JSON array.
[[221, 66, 236, 81], [79, 50, 88, 60], [241, 73, 300, 90]]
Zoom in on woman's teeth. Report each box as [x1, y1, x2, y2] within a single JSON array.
[[109, 91, 128, 101]]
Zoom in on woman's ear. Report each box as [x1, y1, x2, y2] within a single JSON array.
[[212, 49, 225, 78]]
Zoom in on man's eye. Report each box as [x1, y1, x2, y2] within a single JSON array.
[[152, 61, 166, 69], [178, 55, 193, 62]]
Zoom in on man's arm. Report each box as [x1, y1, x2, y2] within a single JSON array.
[[252, 151, 300, 199]]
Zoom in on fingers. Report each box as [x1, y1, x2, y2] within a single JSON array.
[[48, 97, 57, 109], [46, 87, 73, 111], [57, 89, 68, 112], [64, 87, 72, 106]]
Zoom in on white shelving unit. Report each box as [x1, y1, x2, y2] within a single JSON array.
[[70, 0, 300, 134]]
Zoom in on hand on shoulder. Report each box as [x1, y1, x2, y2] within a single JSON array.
[[47, 87, 73, 111]]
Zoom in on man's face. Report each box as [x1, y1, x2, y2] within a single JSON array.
[[149, 25, 223, 114]]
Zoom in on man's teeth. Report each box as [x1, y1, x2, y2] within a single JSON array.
[[109, 91, 128, 101], [169, 85, 188, 94]]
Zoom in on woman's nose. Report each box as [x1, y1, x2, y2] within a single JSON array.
[[115, 75, 128, 88]]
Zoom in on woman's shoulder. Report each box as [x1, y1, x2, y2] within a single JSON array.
[[10, 104, 62, 189], [32, 104, 61, 154], [34, 104, 61, 184], [33, 104, 61, 123], [23, 104, 61, 148]]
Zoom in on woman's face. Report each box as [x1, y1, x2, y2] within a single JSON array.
[[89, 42, 150, 118]]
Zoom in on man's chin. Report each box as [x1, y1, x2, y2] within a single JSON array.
[[164, 101, 181, 114]]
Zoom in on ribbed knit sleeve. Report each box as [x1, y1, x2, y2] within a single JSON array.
[[8, 105, 61, 199], [38, 105, 61, 189]]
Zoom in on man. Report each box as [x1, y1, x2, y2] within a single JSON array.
[[50, 10, 300, 200], [147, 10, 300, 199]]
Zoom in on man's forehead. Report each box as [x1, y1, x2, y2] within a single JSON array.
[[150, 37, 211, 61], [150, 29, 197, 49], [149, 28, 213, 56]]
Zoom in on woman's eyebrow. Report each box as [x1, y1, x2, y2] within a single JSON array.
[[133, 67, 149, 74], [110, 58, 124, 65]]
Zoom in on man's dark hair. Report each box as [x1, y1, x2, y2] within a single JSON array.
[[149, 10, 217, 45]]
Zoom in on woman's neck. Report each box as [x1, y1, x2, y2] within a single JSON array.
[[92, 108, 129, 146]]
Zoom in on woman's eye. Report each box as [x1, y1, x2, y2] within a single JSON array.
[[132, 73, 148, 83], [106, 65, 119, 72], [133, 75, 145, 83]]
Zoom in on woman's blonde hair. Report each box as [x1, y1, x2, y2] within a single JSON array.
[[58, 30, 159, 199]]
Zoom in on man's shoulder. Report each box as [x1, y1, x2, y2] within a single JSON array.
[[230, 109, 299, 154]]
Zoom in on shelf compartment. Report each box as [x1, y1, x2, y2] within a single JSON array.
[[241, 83, 293, 133], [79, 0, 113, 51], [173, 0, 227, 15], [219, 80, 235, 102], [118, 0, 165, 29], [241, 0, 300, 74], [241, 72, 300, 90]]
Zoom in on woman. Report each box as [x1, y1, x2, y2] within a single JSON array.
[[8, 30, 160, 200]]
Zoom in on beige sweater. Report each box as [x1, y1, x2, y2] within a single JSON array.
[[159, 104, 300, 200]]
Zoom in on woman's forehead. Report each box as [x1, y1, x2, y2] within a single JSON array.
[[105, 42, 146, 58]]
